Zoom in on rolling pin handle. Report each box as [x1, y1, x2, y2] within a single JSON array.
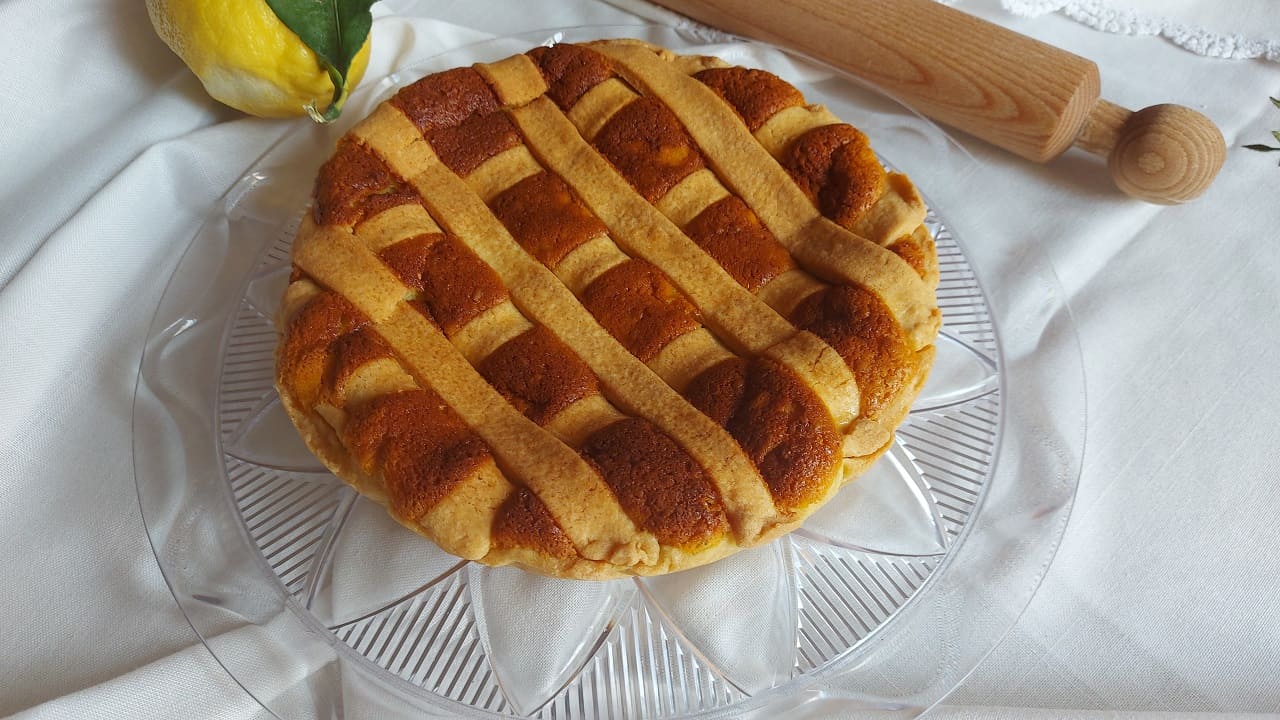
[[1077, 101, 1226, 205]]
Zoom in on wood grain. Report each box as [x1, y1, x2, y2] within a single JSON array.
[[1104, 104, 1227, 205], [654, 0, 1100, 162]]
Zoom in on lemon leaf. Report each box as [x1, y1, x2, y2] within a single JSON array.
[[265, 0, 377, 122]]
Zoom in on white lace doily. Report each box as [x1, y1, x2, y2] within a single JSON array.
[[980, 0, 1280, 62], [608, 0, 1280, 63]]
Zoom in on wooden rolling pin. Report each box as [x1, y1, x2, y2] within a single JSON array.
[[653, 0, 1226, 204]]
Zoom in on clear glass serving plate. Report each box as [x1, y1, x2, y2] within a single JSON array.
[[133, 24, 1084, 720]]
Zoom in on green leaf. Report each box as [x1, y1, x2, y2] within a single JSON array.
[[1273, 130, 1280, 143], [1271, 96, 1280, 110], [1243, 143, 1280, 151], [266, 0, 377, 122]]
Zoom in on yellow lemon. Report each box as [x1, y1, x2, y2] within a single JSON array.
[[145, 0, 372, 120]]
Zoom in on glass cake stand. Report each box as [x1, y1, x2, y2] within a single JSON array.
[[133, 25, 1084, 720]]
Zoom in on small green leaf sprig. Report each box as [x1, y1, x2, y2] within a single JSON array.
[[266, 0, 378, 123], [1244, 97, 1280, 163]]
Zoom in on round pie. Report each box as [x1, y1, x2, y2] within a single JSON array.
[[275, 39, 941, 580]]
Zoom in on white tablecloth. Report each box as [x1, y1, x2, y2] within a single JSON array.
[[1, 0, 1277, 717]]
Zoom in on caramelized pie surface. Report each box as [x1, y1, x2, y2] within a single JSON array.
[[276, 40, 940, 579]]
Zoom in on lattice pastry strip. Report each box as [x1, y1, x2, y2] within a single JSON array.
[[679, 51, 939, 286], [351, 103, 785, 542], [505, 96, 862, 431], [592, 42, 939, 347], [463, 56, 863, 464], [409, 61, 869, 519], [285, 221, 657, 571], [275, 40, 942, 579], [371, 59, 874, 526], [289, 138, 742, 574], [284, 138, 665, 574], [285, 155, 780, 576], [509, 43, 935, 454]]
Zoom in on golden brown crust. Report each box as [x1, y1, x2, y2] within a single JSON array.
[[280, 291, 375, 409], [889, 234, 930, 281], [888, 224, 940, 288], [275, 39, 940, 580], [684, 358, 840, 512], [790, 284, 917, 420], [344, 389, 492, 523], [581, 259, 702, 363], [313, 139, 420, 228], [581, 418, 730, 551], [390, 66, 499, 133], [489, 171, 608, 268], [492, 487, 579, 559], [684, 196, 795, 293], [693, 67, 804, 132], [427, 110, 522, 177], [527, 44, 616, 110], [379, 234, 509, 336], [783, 123, 887, 228], [326, 328, 396, 406], [594, 96, 707, 202], [479, 325, 599, 426]]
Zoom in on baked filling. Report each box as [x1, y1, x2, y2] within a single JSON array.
[[275, 40, 941, 580]]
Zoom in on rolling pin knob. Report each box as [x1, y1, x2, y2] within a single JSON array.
[[1078, 101, 1226, 204]]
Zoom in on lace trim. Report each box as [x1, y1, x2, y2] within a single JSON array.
[[950, 0, 1280, 62], [614, 0, 1279, 63]]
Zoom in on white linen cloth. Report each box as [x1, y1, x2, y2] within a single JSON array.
[[1, 0, 1278, 717]]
